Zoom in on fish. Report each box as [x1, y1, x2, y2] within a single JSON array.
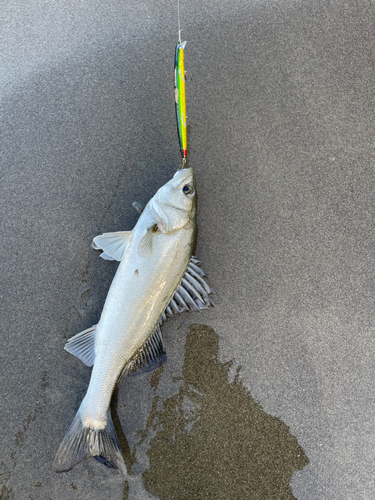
[[54, 167, 213, 474]]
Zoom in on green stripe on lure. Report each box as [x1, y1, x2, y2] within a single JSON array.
[[174, 40, 187, 160]]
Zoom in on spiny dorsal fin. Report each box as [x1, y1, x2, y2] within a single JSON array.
[[158, 257, 214, 325], [64, 325, 97, 367], [92, 231, 132, 261], [120, 326, 166, 378]]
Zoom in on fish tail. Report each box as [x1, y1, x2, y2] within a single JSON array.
[[54, 406, 126, 474]]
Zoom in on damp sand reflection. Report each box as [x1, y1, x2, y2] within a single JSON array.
[[119, 324, 308, 499]]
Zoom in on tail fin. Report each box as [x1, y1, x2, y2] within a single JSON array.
[[54, 408, 126, 474]]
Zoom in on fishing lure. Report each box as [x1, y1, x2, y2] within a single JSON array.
[[174, 40, 187, 160]]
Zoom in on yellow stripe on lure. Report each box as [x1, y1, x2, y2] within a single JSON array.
[[174, 40, 187, 159]]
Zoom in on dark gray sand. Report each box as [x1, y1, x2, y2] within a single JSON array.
[[142, 324, 308, 500], [2, 1, 375, 499]]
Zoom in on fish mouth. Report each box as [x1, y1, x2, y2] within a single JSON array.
[[172, 167, 195, 187], [173, 167, 194, 179]]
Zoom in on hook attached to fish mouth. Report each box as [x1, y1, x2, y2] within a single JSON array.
[[173, 165, 192, 177], [175, 157, 188, 173]]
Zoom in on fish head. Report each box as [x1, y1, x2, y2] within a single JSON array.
[[150, 168, 197, 233]]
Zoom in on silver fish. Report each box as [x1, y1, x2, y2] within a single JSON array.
[[54, 167, 213, 473]]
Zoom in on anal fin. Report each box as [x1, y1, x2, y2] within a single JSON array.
[[64, 325, 97, 367]]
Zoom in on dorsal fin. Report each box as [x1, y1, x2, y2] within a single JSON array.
[[158, 257, 214, 326], [120, 326, 166, 379]]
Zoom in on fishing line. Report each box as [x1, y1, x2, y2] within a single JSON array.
[[175, 0, 187, 167], [177, 0, 181, 43]]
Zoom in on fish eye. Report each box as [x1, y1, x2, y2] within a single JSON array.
[[183, 184, 194, 195]]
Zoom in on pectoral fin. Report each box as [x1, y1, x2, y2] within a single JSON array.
[[138, 224, 158, 258], [92, 231, 131, 261]]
